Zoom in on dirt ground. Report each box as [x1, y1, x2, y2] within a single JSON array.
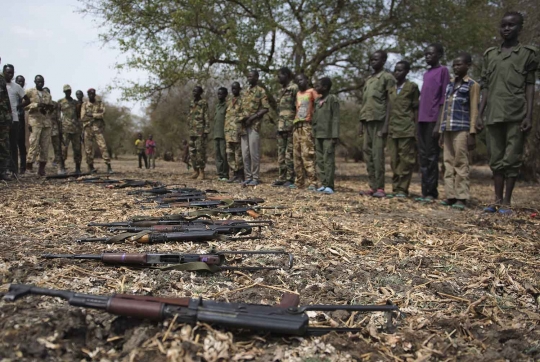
[[1, 156, 539, 362]]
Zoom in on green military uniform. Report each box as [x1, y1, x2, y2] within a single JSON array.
[[359, 70, 396, 191], [48, 100, 63, 165], [241, 85, 270, 182], [58, 96, 82, 164], [481, 44, 539, 178], [0, 73, 12, 174], [188, 99, 209, 171], [276, 82, 297, 183], [81, 96, 111, 166], [213, 99, 229, 179], [313, 94, 340, 190], [388, 80, 419, 194], [26, 88, 53, 164], [225, 95, 244, 176]]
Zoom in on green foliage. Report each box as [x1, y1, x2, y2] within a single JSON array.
[[102, 102, 136, 158]]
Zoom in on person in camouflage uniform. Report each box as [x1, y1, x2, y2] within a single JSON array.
[[213, 87, 229, 180], [58, 84, 82, 174], [273, 67, 296, 187], [25, 75, 53, 176], [81, 88, 113, 174], [0, 57, 13, 180], [43, 87, 64, 174], [225, 82, 244, 183], [15, 75, 28, 174], [187, 86, 209, 180], [240, 70, 270, 186]]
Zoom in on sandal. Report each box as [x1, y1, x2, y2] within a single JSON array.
[[452, 201, 466, 210], [440, 199, 456, 206], [422, 196, 435, 203], [483, 205, 498, 213]]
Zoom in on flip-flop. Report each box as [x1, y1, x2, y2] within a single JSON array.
[[386, 193, 395, 199], [414, 196, 425, 202], [440, 199, 454, 206], [483, 205, 497, 213], [422, 196, 435, 203], [452, 203, 465, 210]]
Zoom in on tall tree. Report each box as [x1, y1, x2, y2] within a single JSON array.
[[80, 0, 493, 100]]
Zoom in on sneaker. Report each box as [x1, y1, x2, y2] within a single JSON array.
[[359, 189, 374, 196], [316, 186, 326, 192], [282, 181, 293, 187], [247, 180, 260, 186], [272, 180, 285, 186], [219, 177, 229, 182], [395, 192, 408, 198], [242, 179, 252, 186], [288, 184, 298, 189], [323, 187, 334, 194], [483, 205, 498, 213], [372, 189, 386, 198], [307, 185, 317, 191]]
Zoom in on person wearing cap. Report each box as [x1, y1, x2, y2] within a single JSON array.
[[81, 88, 112, 173], [25, 75, 53, 176], [58, 84, 82, 174]]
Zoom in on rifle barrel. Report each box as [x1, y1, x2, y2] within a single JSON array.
[[42, 254, 102, 260]]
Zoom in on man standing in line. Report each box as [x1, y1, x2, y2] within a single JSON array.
[[43, 87, 64, 174], [187, 86, 209, 180], [4, 65, 29, 176], [58, 84, 82, 175], [240, 70, 269, 186], [81, 88, 113, 174], [0, 57, 13, 181], [225, 82, 244, 183], [25, 75, 53, 176], [213, 87, 229, 181], [273, 67, 296, 187], [15, 75, 27, 173]]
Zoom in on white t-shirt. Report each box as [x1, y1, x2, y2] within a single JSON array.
[[6, 82, 25, 122]]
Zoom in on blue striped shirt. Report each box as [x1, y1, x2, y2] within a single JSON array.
[[440, 76, 480, 133]]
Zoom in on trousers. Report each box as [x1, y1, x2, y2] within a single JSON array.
[[362, 121, 386, 191], [241, 127, 260, 181], [277, 131, 294, 182], [315, 138, 335, 190], [214, 138, 229, 178], [443, 131, 470, 200], [417, 122, 440, 198], [389, 137, 416, 194], [27, 125, 51, 163], [83, 120, 111, 165]]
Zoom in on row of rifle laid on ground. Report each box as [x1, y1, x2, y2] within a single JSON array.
[[42, 249, 293, 272], [4, 285, 401, 336], [47, 174, 164, 189]]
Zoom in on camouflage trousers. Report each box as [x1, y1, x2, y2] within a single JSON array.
[[51, 135, 63, 164], [83, 120, 111, 165], [226, 141, 243, 173], [277, 131, 294, 182], [293, 122, 317, 187], [27, 125, 52, 163], [214, 138, 229, 178], [189, 135, 207, 170], [62, 133, 82, 164], [0, 125, 10, 172]]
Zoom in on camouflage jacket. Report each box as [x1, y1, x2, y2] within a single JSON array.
[[0, 74, 12, 126], [25, 88, 53, 127], [188, 99, 209, 137], [277, 82, 298, 132], [58, 97, 81, 134], [224, 96, 243, 143], [241, 85, 270, 134], [81, 96, 106, 126]]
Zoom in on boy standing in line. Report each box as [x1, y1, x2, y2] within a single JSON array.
[[417, 43, 450, 203], [291, 74, 318, 190], [225, 82, 245, 183], [213, 87, 229, 181], [135, 132, 148, 169], [439, 53, 480, 210], [477, 12, 538, 214], [188, 86, 209, 180], [313, 77, 340, 194], [387, 60, 419, 198], [358, 50, 395, 198], [146, 134, 156, 169]]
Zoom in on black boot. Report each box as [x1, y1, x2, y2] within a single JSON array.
[[227, 170, 237, 183], [89, 164, 97, 173], [75, 162, 82, 175], [107, 163, 113, 174]]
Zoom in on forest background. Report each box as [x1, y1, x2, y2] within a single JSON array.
[[81, 0, 540, 181]]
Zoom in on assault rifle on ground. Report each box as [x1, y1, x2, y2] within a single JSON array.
[[42, 250, 293, 272], [76, 230, 259, 244], [107, 221, 268, 235], [4, 285, 400, 336], [67, 177, 163, 188], [146, 198, 265, 209], [46, 172, 92, 179], [89, 219, 273, 232]]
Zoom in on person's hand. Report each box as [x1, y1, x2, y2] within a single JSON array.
[[476, 114, 484, 132], [467, 134, 476, 151], [358, 123, 364, 136], [520, 117, 532, 132], [438, 133, 444, 148], [432, 128, 440, 140], [381, 125, 389, 138]]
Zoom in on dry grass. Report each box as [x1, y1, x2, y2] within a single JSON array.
[[1, 156, 539, 361]]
